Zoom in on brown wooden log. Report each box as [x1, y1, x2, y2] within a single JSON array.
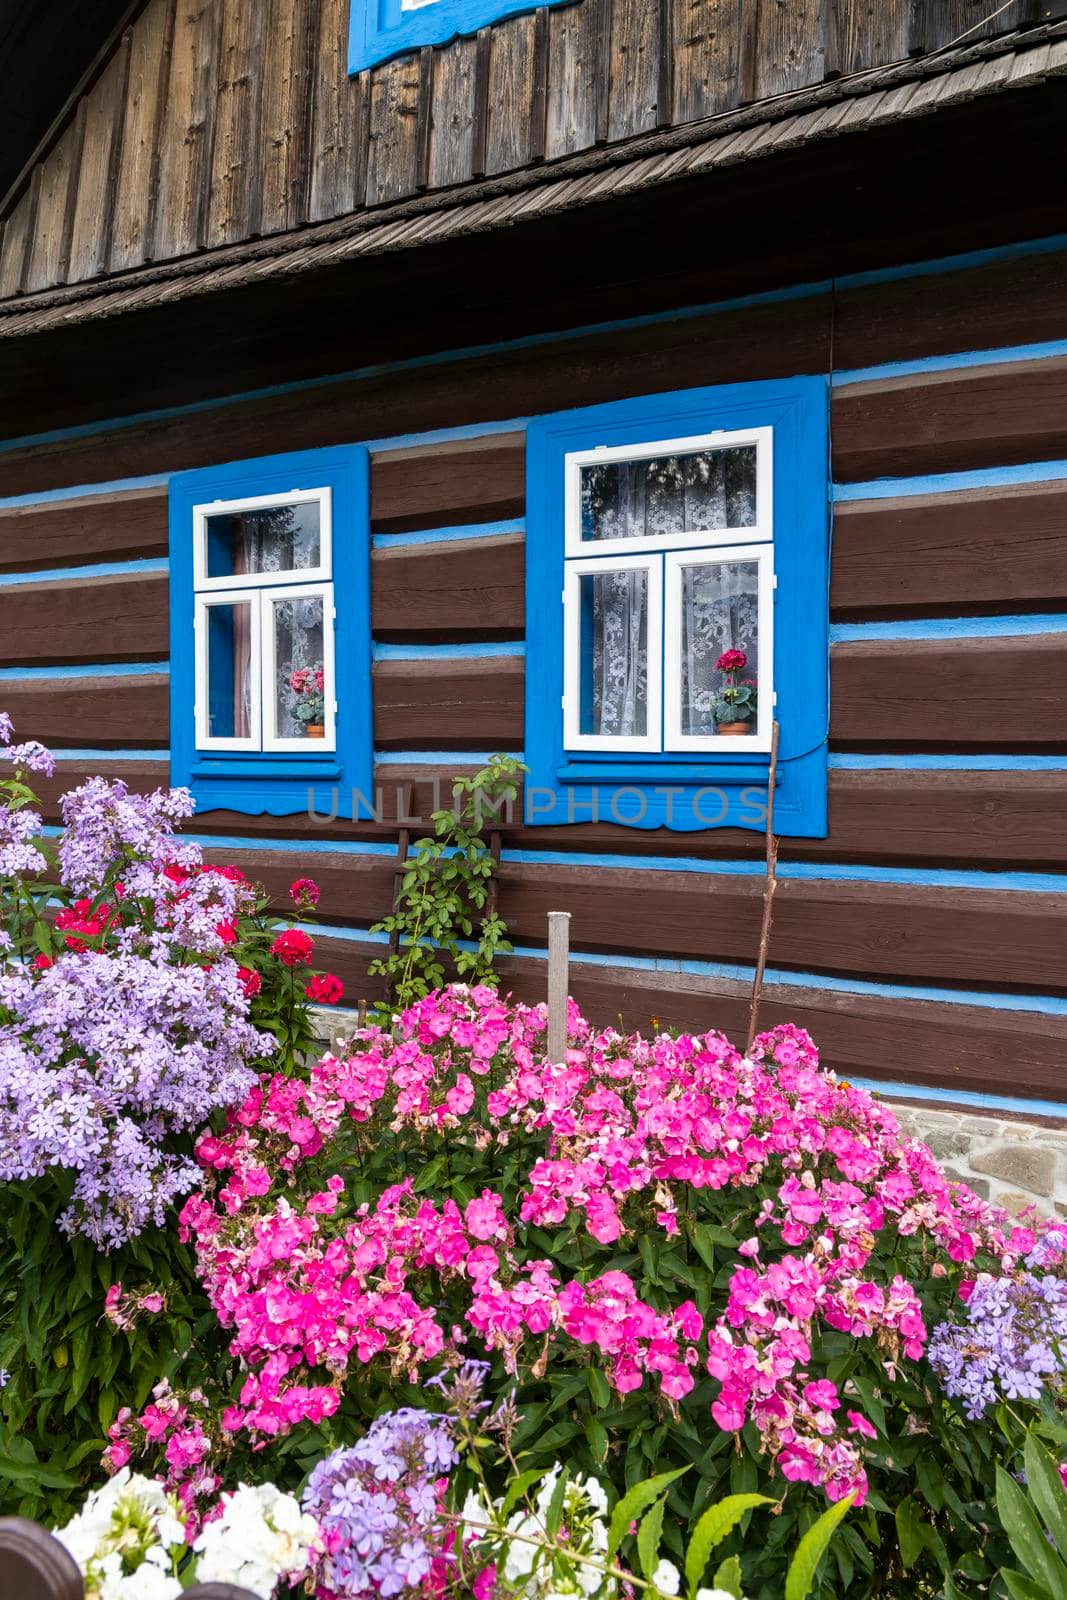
[[372, 656, 524, 749], [0, 675, 169, 747], [830, 634, 1067, 748], [831, 480, 1067, 618], [371, 435, 525, 533], [833, 357, 1067, 483], [371, 534, 523, 640], [0, 489, 168, 573], [0, 1517, 83, 1600], [0, 574, 168, 665]]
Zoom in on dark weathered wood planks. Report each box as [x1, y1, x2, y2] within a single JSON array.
[[0, 574, 168, 665], [371, 435, 525, 531], [831, 481, 1067, 618], [0, 674, 168, 746], [152, 0, 222, 262], [371, 534, 524, 640], [258, 0, 316, 235], [833, 359, 1067, 483], [109, 1, 170, 272], [0, 489, 168, 571], [373, 655, 525, 747], [831, 635, 1067, 748]]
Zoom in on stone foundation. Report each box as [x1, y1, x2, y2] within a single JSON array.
[[891, 1103, 1067, 1217]]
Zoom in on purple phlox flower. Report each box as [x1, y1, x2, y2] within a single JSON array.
[[6, 740, 55, 777]]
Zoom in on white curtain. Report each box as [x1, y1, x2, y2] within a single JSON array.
[[590, 570, 648, 737], [580, 447, 756, 543], [681, 562, 759, 736]]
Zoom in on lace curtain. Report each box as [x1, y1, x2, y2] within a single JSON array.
[[579, 446, 757, 543], [272, 596, 325, 738], [220, 505, 323, 740], [588, 571, 648, 737], [680, 561, 759, 736]]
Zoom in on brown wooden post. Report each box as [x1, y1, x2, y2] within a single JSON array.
[[0, 1518, 83, 1600], [184, 1587, 262, 1600], [546, 910, 570, 1062]]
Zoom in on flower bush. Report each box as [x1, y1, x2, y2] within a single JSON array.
[[54, 1467, 320, 1600], [0, 716, 346, 1519], [94, 983, 1064, 1597]]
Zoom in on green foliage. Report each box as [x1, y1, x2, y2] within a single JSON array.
[[997, 1433, 1067, 1600], [368, 755, 526, 1006], [0, 1185, 222, 1522]]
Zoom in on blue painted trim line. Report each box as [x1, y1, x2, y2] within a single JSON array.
[[50, 749, 169, 762], [834, 458, 1067, 503], [840, 232, 1067, 289], [147, 826, 1067, 894], [0, 662, 167, 681], [374, 750, 525, 765], [372, 519, 524, 550], [372, 641, 524, 661], [845, 1077, 1067, 1122], [187, 832, 399, 857], [834, 335, 1067, 388], [830, 613, 1067, 642], [830, 753, 1067, 771], [0, 557, 167, 587], [0, 474, 169, 512]]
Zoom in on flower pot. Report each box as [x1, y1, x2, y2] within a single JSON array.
[[716, 721, 752, 736], [306, 724, 325, 739]]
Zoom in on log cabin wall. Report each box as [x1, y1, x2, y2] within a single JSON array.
[[0, 230, 1066, 1111], [2, 0, 1066, 298]]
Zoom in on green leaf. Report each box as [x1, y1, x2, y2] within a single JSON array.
[[997, 1466, 1067, 1597], [0, 1452, 80, 1489], [413, 1156, 447, 1193], [895, 1496, 924, 1571], [784, 1492, 856, 1600], [607, 1467, 689, 1560], [684, 1494, 771, 1597], [1024, 1432, 1067, 1559], [499, 1468, 546, 1519], [638, 1497, 666, 1580], [587, 1368, 611, 1408], [711, 1556, 744, 1599], [1003, 1572, 1058, 1600]]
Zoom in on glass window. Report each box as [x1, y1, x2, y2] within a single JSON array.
[[204, 498, 323, 581], [564, 428, 773, 756], [578, 443, 757, 545], [193, 491, 335, 754], [205, 599, 256, 742]]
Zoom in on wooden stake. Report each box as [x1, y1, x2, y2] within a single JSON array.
[[746, 720, 780, 1055], [547, 910, 571, 1062]]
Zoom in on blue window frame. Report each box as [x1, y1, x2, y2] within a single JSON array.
[[349, 0, 576, 73], [169, 445, 372, 818], [525, 377, 830, 836]]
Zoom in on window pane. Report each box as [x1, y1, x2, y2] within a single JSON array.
[[273, 593, 326, 738], [680, 560, 759, 737], [580, 444, 756, 543], [206, 603, 254, 740], [206, 500, 321, 579], [579, 568, 648, 737]]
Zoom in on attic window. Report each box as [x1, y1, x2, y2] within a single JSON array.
[[348, 0, 576, 73]]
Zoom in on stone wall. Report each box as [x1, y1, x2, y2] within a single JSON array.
[[892, 1104, 1067, 1218]]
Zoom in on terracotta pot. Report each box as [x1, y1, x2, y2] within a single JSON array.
[[306, 724, 325, 738], [716, 721, 753, 736]]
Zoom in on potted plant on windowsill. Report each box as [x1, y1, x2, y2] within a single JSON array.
[[290, 665, 326, 737], [713, 647, 757, 735]]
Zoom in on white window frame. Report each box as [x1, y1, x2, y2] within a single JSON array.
[[261, 582, 337, 753], [564, 425, 773, 557], [663, 543, 774, 754], [194, 589, 263, 752], [192, 487, 333, 591], [563, 553, 663, 753]]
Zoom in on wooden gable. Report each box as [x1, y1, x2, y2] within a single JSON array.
[[2, 0, 1066, 301]]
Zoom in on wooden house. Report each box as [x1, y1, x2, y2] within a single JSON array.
[[1, 0, 1066, 1156]]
